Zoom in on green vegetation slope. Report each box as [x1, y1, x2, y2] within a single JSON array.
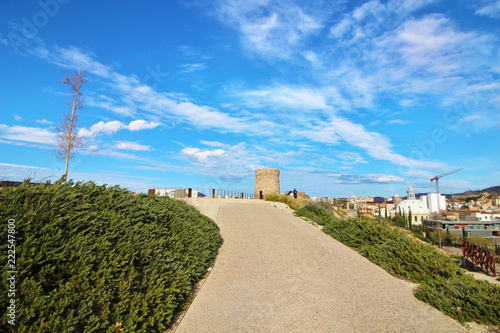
[[0, 180, 222, 332], [295, 204, 500, 326]]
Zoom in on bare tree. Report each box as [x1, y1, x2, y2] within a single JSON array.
[[54, 68, 87, 182]]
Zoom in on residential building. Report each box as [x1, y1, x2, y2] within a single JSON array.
[[427, 192, 447, 212], [393, 195, 402, 206]]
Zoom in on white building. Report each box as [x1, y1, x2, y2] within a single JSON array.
[[396, 184, 430, 225], [468, 211, 500, 221], [427, 193, 447, 212]]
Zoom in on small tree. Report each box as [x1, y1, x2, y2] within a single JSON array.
[[408, 208, 413, 230], [54, 68, 87, 182]]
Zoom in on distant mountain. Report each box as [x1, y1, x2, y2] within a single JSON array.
[[453, 185, 500, 198], [402, 186, 500, 200]]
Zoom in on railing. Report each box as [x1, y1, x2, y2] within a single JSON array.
[[148, 188, 254, 199], [461, 239, 496, 277]]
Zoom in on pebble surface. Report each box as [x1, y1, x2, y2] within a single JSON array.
[[176, 198, 465, 333]]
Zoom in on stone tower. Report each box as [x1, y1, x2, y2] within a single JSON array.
[[254, 168, 280, 199]]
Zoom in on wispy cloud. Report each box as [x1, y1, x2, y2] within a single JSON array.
[[0, 124, 54, 145], [180, 142, 262, 183], [336, 151, 367, 165], [36, 118, 53, 125], [181, 147, 225, 164], [200, 140, 230, 148], [476, 0, 500, 18], [216, 0, 327, 59], [241, 85, 333, 110], [29, 43, 266, 133], [387, 119, 411, 125], [325, 173, 406, 185], [458, 114, 484, 123], [0, 162, 51, 170], [113, 141, 151, 151], [178, 63, 208, 73]]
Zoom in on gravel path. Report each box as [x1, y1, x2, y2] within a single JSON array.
[[176, 198, 465, 333]]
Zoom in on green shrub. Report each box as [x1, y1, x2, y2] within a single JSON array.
[[0, 180, 222, 332], [411, 230, 431, 244], [415, 277, 500, 325], [391, 216, 407, 228], [295, 204, 500, 326]]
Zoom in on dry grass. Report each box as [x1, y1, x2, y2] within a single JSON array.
[[264, 193, 311, 210]]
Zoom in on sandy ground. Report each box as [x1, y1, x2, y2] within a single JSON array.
[[170, 198, 467, 332]]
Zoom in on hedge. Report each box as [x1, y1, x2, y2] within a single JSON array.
[[0, 180, 222, 332], [295, 204, 500, 326]]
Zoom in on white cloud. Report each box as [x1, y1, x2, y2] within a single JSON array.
[[181, 147, 225, 163], [86, 95, 136, 117], [80, 120, 124, 137], [179, 63, 208, 73], [242, 85, 332, 110], [298, 116, 446, 171], [13, 115, 22, 121], [79, 119, 160, 137], [114, 141, 151, 151], [30, 44, 113, 78], [36, 119, 53, 124], [200, 140, 230, 148], [387, 119, 411, 125], [394, 15, 468, 70], [399, 99, 415, 107], [336, 151, 367, 165], [325, 173, 405, 184], [216, 0, 324, 59], [476, 1, 500, 18], [302, 51, 321, 67], [30, 44, 259, 133], [388, 0, 441, 15], [0, 124, 55, 145], [0, 162, 50, 170], [458, 114, 484, 123], [128, 120, 159, 131], [330, 16, 353, 39]]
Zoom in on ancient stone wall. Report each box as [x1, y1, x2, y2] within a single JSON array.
[[254, 168, 280, 199]]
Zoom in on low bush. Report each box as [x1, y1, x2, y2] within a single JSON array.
[[415, 277, 500, 325], [411, 230, 432, 244], [0, 180, 222, 332], [295, 204, 500, 326]]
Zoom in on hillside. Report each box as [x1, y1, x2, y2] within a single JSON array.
[[453, 185, 500, 199], [407, 185, 500, 200]]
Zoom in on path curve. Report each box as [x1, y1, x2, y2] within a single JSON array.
[[176, 198, 465, 333]]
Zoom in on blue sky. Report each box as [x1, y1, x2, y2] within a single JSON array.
[[1, 0, 499, 198]]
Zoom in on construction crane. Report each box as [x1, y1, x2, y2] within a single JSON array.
[[430, 168, 464, 194]]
